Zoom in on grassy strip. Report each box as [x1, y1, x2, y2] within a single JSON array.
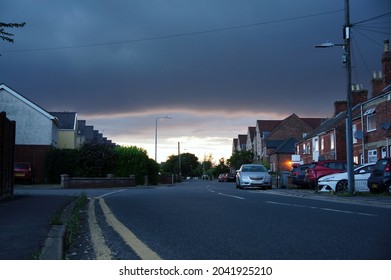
[[64, 193, 88, 250]]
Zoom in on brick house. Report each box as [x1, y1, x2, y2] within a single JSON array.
[[260, 114, 324, 171], [295, 39, 391, 164], [356, 40, 391, 163], [296, 103, 347, 164]]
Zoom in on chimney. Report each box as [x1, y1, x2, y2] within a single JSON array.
[[372, 39, 391, 98], [351, 84, 368, 106], [382, 39, 391, 86], [334, 100, 347, 116], [372, 70, 383, 97]]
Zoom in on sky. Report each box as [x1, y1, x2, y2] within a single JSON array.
[[1, 0, 390, 163]]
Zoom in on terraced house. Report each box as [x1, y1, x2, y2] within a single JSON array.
[[296, 39, 391, 164]]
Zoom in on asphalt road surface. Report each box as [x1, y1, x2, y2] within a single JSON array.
[[69, 180, 391, 260]]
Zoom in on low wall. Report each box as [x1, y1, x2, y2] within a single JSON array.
[[61, 174, 136, 189]]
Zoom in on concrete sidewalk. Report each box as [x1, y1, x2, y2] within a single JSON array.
[[267, 188, 391, 208], [0, 192, 75, 260]]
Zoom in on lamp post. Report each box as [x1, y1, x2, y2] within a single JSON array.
[[315, 0, 355, 193], [155, 115, 172, 162]]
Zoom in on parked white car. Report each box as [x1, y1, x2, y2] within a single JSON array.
[[318, 163, 375, 192]]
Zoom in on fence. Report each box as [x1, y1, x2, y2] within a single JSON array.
[[0, 112, 15, 200], [61, 174, 136, 189]]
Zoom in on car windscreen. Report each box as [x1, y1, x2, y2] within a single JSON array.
[[242, 165, 267, 172], [374, 159, 388, 171], [15, 163, 29, 169]]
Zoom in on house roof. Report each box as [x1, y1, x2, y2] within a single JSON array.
[[265, 139, 284, 148], [50, 112, 77, 130], [273, 137, 297, 154], [256, 120, 282, 133], [238, 134, 247, 145], [300, 117, 326, 129], [248, 126, 256, 140], [302, 111, 347, 140], [0, 83, 60, 127]]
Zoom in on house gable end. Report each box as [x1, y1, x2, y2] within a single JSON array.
[[0, 83, 60, 126]]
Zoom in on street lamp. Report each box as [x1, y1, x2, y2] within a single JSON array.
[[315, 0, 355, 194], [155, 115, 172, 162]]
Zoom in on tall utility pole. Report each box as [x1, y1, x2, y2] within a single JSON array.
[[344, 0, 355, 193]]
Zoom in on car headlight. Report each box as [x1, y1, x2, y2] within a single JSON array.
[[319, 177, 334, 182]]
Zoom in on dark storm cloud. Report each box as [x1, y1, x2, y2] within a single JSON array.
[[1, 1, 390, 161], [3, 0, 390, 118]]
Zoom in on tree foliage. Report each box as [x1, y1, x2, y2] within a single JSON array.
[[0, 22, 26, 43], [113, 146, 154, 185], [78, 143, 116, 177], [162, 152, 200, 178], [45, 147, 79, 183], [45, 144, 160, 185], [227, 150, 254, 170]]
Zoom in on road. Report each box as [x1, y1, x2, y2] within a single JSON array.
[[67, 180, 391, 260]]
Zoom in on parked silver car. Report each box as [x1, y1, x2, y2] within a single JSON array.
[[236, 164, 272, 189]]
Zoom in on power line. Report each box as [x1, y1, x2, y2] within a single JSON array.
[[353, 11, 391, 25], [1, 8, 343, 54]]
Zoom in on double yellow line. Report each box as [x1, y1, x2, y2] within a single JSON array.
[[88, 198, 162, 260]]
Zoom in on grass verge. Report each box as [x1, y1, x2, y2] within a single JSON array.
[[64, 193, 88, 250]]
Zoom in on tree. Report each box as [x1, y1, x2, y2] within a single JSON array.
[[0, 22, 26, 43], [78, 143, 116, 177], [162, 152, 199, 178], [113, 145, 154, 185], [228, 150, 254, 170]]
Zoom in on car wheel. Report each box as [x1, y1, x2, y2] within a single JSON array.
[[335, 180, 348, 192]]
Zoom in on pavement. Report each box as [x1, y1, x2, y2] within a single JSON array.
[[0, 185, 76, 260], [0, 183, 390, 260]]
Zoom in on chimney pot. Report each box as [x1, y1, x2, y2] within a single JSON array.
[[385, 39, 390, 53]]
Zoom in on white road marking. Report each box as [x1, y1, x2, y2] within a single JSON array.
[[98, 189, 127, 198], [206, 185, 245, 200], [266, 201, 377, 217], [218, 192, 245, 200]]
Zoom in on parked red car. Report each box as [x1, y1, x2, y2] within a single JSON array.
[[14, 162, 35, 184], [304, 160, 347, 189]]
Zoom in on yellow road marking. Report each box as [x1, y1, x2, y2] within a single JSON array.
[[98, 198, 162, 260], [87, 198, 112, 259]]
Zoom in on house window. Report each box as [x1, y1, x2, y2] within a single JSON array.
[[330, 134, 335, 150], [364, 108, 376, 132], [320, 137, 324, 151], [302, 143, 306, 154], [306, 143, 310, 154], [381, 147, 387, 158], [368, 149, 377, 163], [314, 138, 319, 152], [352, 124, 357, 144]]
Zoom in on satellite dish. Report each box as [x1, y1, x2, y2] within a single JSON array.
[[381, 122, 391, 130], [354, 130, 364, 140]]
